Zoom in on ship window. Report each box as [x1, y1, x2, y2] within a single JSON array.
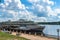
[[20, 25, 26, 27]]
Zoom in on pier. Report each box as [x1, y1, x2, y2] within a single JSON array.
[[0, 19, 45, 36]]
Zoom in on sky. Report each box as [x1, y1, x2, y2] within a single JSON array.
[[0, 0, 60, 22]]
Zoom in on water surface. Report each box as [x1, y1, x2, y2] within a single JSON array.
[[41, 25, 60, 36]]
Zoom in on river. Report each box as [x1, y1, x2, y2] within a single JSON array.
[[41, 25, 60, 36]]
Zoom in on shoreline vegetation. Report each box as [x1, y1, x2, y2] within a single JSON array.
[[0, 32, 29, 40], [38, 22, 60, 25]]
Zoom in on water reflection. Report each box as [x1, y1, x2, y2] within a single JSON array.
[[41, 25, 60, 36]]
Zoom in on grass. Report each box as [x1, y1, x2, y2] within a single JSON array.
[[0, 32, 29, 40]]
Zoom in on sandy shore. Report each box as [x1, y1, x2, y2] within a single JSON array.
[[11, 32, 57, 40]]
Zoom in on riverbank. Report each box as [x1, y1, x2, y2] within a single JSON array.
[[0, 32, 29, 40], [0, 30, 57, 40], [11, 32, 57, 40]]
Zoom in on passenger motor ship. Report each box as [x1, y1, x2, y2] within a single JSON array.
[[0, 19, 45, 36]]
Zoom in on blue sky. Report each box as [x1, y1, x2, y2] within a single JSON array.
[[0, 0, 60, 22], [51, 0, 60, 7]]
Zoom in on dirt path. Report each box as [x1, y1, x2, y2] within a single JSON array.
[[11, 32, 57, 40]]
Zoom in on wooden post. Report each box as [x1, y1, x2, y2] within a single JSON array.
[[29, 32, 31, 35], [57, 29, 60, 40], [35, 32, 37, 36], [10, 29, 11, 32], [6, 29, 8, 31], [24, 31, 26, 34], [20, 30, 21, 33], [13, 30, 14, 32], [16, 30, 17, 33], [9, 29, 12, 34], [3, 29, 5, 31], [41, 34, 43, 36], [16, 31, 20, 37]]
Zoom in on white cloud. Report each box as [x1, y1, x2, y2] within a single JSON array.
[[54, 8, 60, 19], [4, 0, 11, 6], [4, 0, 12, 3], [28, 0, 56, 18], [15, 0, 26, 9], [7, 10, 18, 18], [28, 0, 54, 6], [58, 16, 60, 18], [0, 3, 6, 8], [27, 0, 55, 13], [5, 2, 9, 6], [46, 6, 57, 16], [54, 9, 60, 13], [0, 0, 60, 22], [3, 0, 26, 10], [34, 17, 47, 22], [19, 10, 37, 20], [19, 10, 47, 22], [47, 7, 60, 17], [0, 0, 40, 22], [43, 0, 54, 5], [28, 0, 40, 3], [36, 4, 45, 12]]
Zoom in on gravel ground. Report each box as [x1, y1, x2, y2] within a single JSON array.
[[11, 32, 57, 40]]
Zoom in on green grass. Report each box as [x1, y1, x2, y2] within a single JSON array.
[[0, 32, 29, 40]]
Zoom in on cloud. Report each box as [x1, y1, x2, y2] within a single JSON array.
[[27, 0, 60, 22], [46, 6, 57, 17], [28, 0, 54, 6], [27, 0, 55, 13], [54, 8, 60, 13], [43, 0, 54, 5], [0, 0, 40, 22], [33, 17, 47, 22], [47, 7, 60, 17], [27, 0, 40, 3], [54, 8, 60, 18], [35, 4, 45, 12], [58, 16, 60, 18], [0, 0, 60, 22]]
